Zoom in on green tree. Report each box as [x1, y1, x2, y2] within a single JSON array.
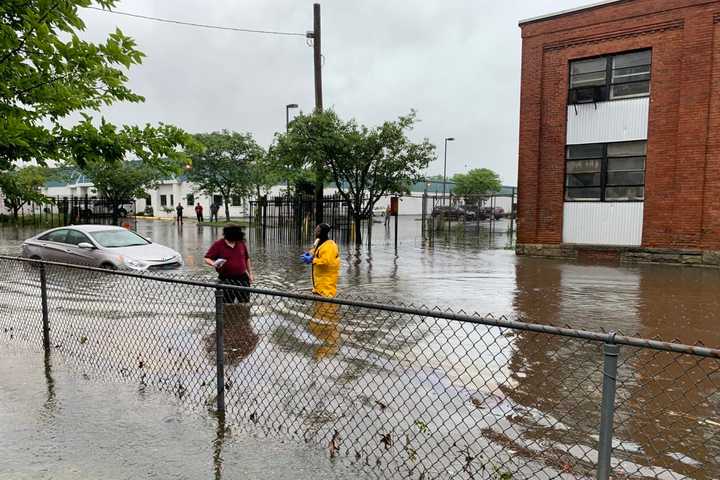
[[247, 153, 280, 203], [452, 168, 502, 205], [188, 130, 265, 222], [80, 157, 180, 225], [0, 165, 49, 220], [273, 110, 435, 245], [0, 0, 189, 170]]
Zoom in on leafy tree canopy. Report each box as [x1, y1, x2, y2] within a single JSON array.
[[452, 168, 502, 198], [272, 110, 435, 244], [188, 130, 265, 221], [0, 0, 190, 169], [0, 165, 49, 218]]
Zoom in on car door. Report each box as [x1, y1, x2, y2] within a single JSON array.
[[35, 229, 70, 261], [62, 229, 98, 266]]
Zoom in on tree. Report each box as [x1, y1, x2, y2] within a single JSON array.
[[0, 0, 190, 170], [247, 153, 281, 203], [0, 166, 49, 220], [452, 168, 502, 206], [188, 131, 265, 222], [273, 110, 435, 245], [80, 157, 179, 225]]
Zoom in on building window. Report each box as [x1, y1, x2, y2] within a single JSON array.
[[213, 195, 223, 206], [160, 195, 167, 207], [565, 141, 646, 202], [231, 194, 242, 207], [170, 194, 174, 206], [145, 196, 152, 206], [568, 50, 651, 104], [186, 194, 194, 206]]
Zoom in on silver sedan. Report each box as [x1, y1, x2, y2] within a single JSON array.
[[22, 225, 183, 271]]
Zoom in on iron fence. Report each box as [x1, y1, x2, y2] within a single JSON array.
[[249, 195, 353, 244], [0, 196, 137, 229], [0, 255, 718, 479]]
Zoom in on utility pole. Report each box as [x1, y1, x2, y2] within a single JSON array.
[[308, 3, 324, 225]]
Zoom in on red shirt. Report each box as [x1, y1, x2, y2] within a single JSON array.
[[205, 240, 250, 279]]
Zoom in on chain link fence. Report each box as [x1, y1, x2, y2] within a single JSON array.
[[0, 255, 718, 479]]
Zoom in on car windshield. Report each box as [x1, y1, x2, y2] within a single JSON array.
[[90, 230, 149, 248]]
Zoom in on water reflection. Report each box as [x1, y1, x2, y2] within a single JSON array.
[[308, 301, 341, 361], [205, 304, 259, 366], [212, 411, 227, 480], [43, 350, 57, 415]]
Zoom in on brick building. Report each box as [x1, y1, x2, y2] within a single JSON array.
[[516, 0, 720, 265]]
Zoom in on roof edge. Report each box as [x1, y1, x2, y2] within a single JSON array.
[[519, 0, 626, 26]]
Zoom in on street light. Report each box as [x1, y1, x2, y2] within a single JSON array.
[[285, 104, 299, 197], [443, 137, 455, 202], [286, 103, 299, 132]]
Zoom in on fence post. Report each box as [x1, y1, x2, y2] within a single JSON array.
[[215, 288, 225, 413], [39, 263, 50, 352], [597, 333, 619, 480]]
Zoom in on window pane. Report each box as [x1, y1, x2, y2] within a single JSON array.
[[566, 173, 601, 187], [571, 71, 607, 88], [41, 230, 68, 242], [607, 171, 645, 186], [186, 194, 194, 206], [608, 157, 645, 171], [566, 159, 601, 173], [607, 141, 646, 157], [160, 195, 167, 206], [566, 187, 601, 201], [66, 230, 90, 246], [612, 65, 650, 84], [610, 81, 650, 98], [605, 186, 644, 200], [570, 57, 607, 75], [613, 50, 651, 69], [567, 144, 604, 159]]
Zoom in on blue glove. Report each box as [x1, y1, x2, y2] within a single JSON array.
[[301, 252, 313, 265]]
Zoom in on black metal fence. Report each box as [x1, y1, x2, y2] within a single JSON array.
[[0, 196, 137, 229], [0, 255, 718, 479], [249, 195, 353, 244]]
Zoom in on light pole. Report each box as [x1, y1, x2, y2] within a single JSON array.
[[286, 103, 299, 132], [285, 104, 299, 197], [443, 137, 455, 203]]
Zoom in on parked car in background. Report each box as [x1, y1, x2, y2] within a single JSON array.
[[431, 206, 477, 220], [22, 225, 182, 271]]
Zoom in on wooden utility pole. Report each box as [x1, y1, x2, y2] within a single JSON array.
[[308, 3, 324, 225]]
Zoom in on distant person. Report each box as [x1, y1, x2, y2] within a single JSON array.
[[210, 202, 220, 223], [175, 203, 184, 224], [195, 202, 204, 222], [204, 225, 254, 303], [385, 205, 391, 227]]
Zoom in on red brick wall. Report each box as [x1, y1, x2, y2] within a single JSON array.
[[518, 0, 720, 250]]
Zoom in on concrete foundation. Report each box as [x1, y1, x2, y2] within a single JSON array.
[[516, 244, 720, 267]]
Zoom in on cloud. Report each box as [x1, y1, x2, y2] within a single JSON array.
[[78, 0, 593, 185]]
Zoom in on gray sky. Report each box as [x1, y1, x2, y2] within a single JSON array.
[[79, 0, 593, 186]]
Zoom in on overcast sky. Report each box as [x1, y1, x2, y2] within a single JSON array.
[[78, 0, 594, 186]]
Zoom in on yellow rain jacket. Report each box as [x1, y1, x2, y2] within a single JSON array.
[[311, 239, 340, 297]]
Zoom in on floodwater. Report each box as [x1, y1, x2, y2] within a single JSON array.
[[2, 217, 718, 344], [0, 348, 363, 480], [1, 218, 719, 479]]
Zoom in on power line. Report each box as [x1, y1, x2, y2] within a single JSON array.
[[83, 6, 307, 37]]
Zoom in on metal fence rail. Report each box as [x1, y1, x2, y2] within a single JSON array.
[[0, 255, 718, 479]]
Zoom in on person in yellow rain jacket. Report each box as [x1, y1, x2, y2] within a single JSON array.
[[306, 223, 341, 360], [309, 223, 340, 297]]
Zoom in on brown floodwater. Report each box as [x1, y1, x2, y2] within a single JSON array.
[[0, 218, 718, 478]]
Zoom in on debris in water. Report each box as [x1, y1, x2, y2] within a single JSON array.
[[380, 432, 393, 449], [79, 336, 87, 344], [328, 430, 341, 459]]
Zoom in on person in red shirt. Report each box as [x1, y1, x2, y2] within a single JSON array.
[[204, 225, 254, 303], [195, 203, 204, 222]]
